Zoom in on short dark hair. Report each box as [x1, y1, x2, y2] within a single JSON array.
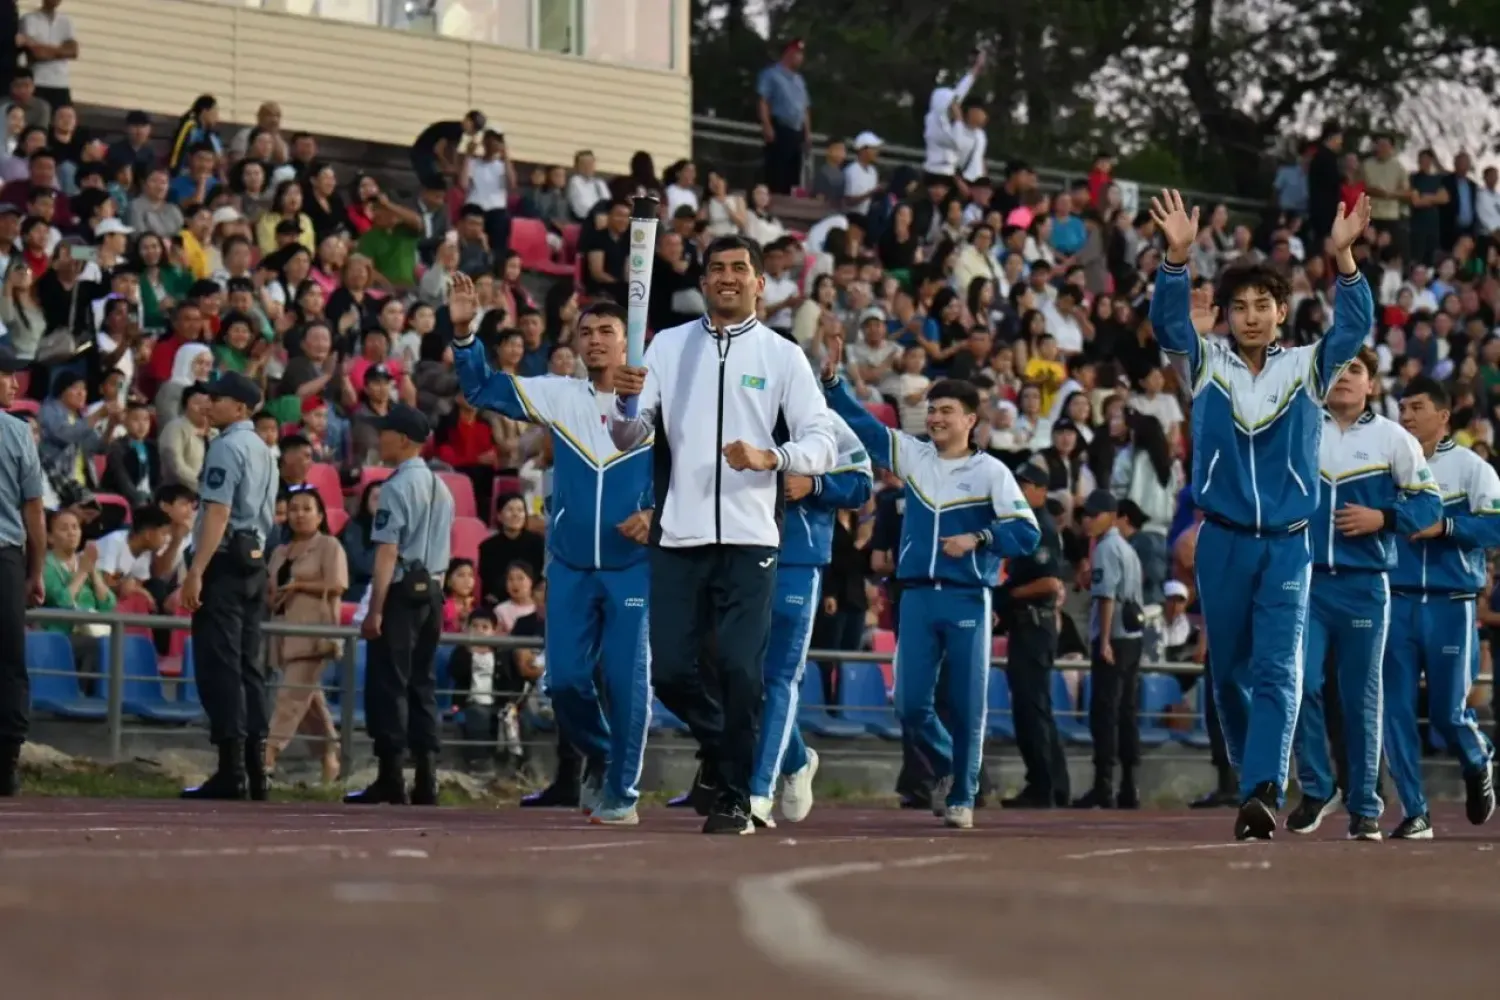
[[1402, 375, 1449, 410], [1351, 346, 1380, 380], [703, 234, 763, 275], [153, 483, 197, 506], [280, 433, 312, 453], [1215, 262, 1291, 308], [253, 409, 278, 425], [927, 378, 982, 414], [579, 301, 627, 325], [130, 506, 173, 533]]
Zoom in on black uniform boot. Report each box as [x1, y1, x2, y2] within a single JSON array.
[[344, 754, 409, 805], [410, 752, 439, 806], [0, 742, 21, 797], [245, 739, 269, 802], [182, 741, 248, 801]]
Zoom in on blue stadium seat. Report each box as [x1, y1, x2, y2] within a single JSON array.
[[1137, 673, 1177, 748], [326, 641, 367, 728], [99, 634, 203, 724], [1173, 681, 1213, 750], [26, 631, 106, 718], [986, 669, 1016, 740], [836, 662, 902, 739], [649, 696, 688, 733], [434, 644, 456, 711], [796, 666, 864, 738], [1053, 672, 1092, 746]]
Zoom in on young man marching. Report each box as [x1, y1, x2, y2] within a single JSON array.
[[1148, 190, 1373, 840], [748, 413, 871, 829], [451, 279, 654, 826], [1287, 347, 1440, 841], [1383, 376, 1498, 839], [820, 336, 1039, 830]]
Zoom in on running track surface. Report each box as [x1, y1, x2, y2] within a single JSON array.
[[0, 799, 1495, 999]]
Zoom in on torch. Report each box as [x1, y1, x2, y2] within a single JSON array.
[[622, 196, 660, 419]]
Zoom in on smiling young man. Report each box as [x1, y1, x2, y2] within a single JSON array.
[[1148, 189, 1373, 840], [1383, 376, 1499, 839], [451, 284, 654, 827], [1287, 347, 1440, 841], [819, 335, 1040, 830], [611, 234, 837, 835]]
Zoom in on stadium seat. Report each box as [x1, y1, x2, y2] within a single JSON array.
[[510, 217, 574, 276], [350, 464, 394, 496], [1136, 673, 1177, 748], [26, 631, 106, 718], [439, 471, 478, 519], [650, 696, 688, 733], [9, 398, 38, 416], [870, 628, 895, 693], [450, 516, 490, 563], [100, 633, 203, 723], [434, 643, 456, 711], [339, 602, 360, 626], [1053, 672, 1092, 746], [325, 506, 349, 536], [836, 662, 902, 739], [325, 641, 367, 728], [560, 223, 582, 263], [796, 667, 864, 738], [305, 463, 344, 514], [864, 401, 898, 428], [94, 493, 133, 524], [986, 667, 1016, 740]]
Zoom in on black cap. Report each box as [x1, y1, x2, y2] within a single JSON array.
[[206, 371, 262, 409], [364, 363, 393, 383], [0, 345, 27, 373], [1015, 463, 1049, 488], [0, 203, 21, 217], [1082, 489, 1118, 517], [1051, 418, 1078, 435], [375, 403, 431, 443]]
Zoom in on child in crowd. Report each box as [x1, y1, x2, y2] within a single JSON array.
[[443, 557, 478, 633], [896, 344, 932, 437], [494, 560, 537, 632]]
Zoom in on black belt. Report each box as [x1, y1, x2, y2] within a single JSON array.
[[1203, 511, 1308, 538]]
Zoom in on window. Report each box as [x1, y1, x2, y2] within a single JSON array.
[[535, 0, 578, 55], [582, 0, 674, 70]]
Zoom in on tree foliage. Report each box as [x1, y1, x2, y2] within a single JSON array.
[[689, 0, 1500, 198]]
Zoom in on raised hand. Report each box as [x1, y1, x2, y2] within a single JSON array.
[[1189, 284, 1219, 334], [448, 272, 479, 332], [1148, 189, 1200, 261], [821, 329, 844, 382], [1330, 193, 1372, 253]]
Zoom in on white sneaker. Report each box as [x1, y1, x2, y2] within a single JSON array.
[[589, 804, 640, 826], [749, 795, 778, 829], [943, 806, 974, 830], [780, 748, 818, 823]]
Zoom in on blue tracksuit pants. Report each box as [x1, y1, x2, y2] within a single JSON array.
[[544, 559, 652, 809], [1194, 522, 1312, 804], [750, 566, 819, 798], [1293, 570, 1389, 818], [1383, 592, 1494, 819], [894, 585, 993, 809]]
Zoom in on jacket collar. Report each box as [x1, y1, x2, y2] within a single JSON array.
[[700, 314, 758, 339], [1437, 437, 1457, 453], [1323, 407, 1376, 426]]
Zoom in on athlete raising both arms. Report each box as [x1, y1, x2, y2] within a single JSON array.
[[1148, 189, 1373, 841]]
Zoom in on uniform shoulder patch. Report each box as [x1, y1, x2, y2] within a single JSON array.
[[1091, 568, 1104, 583], [206, 467, 226, 489], [375, 510, 390, 529], [1419, 468, 1433, 482], [1013, 500, 1027, 510]]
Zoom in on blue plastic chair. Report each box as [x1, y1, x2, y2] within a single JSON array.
[[326, 641, 367, 728], [1136, 673, 1178, 748], [650, 696, 688, 733], [1053, 672, 1092, 746], [26, 631, 107, 718], [836, 662, 902, 739], [986, 669, 1016, 740], [434, 644, 456, 711], [796, 666, 865, 738], [99, 634, 203, 724]]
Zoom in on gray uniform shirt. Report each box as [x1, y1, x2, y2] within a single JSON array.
[[0, 412, 44, 547], [195, 420, 278, 551], [373, 458, 455, 581], [1089, 527, 1144, 642]]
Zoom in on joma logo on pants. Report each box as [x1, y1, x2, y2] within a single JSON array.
[[1351, 619, 1372, 629], [1281, 580, 1301, 592]]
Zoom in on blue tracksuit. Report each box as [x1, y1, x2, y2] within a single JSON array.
[[454, 345, 654, 809], [750, 416, 873, 799], [824, 377, 1040, 809], [1384, 438, 1500, 819], [1294, 410, 1439, 818], [1150, 262, 1370, 803]]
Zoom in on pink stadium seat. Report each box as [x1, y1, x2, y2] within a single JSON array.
[[305, 463, 344, 516], [449, 516, 490, 564], [94, 493, 132, 522], [510, 217, 573, 277], [865, 402, 898, 428], [439, 472, 477, 519], [9, 398, 38, 416], [325, 506, 349, 536], [561, 223, 582, 263], [340, 602, 359, 626], [349, 464, 394, 496]]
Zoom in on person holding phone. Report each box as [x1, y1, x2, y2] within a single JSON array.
[[457, 129, 517, 260]]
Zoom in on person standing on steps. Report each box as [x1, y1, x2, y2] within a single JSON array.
[[179, 373, 279, 802], [0, 345, 46, 797], [346, 404, 455, 807], [609, 234, 838, 836]]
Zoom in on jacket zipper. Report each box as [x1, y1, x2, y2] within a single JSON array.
[[714, 332, 730, 544]]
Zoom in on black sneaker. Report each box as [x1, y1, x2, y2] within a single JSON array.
[[1190, 788, 1239, 809], [1000, 788, 1055, 809], [1390, 813, 1433, 840], [1463, 765, 1495, 826], [1070, 787, 1115, 810], [1233, 782, 1279, 841], [519, 782, 580, 808], [1285, 793, 1338, 835], [1347, 816, 1382, 841], [702, 798, 754, 836], [0, 743, 20, 797], [687, 761, 722, 818], [1116, 784, 1141, 810]]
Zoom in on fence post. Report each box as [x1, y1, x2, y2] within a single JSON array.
[[338, 634, 357, 780], [105, 619, 126, 763]]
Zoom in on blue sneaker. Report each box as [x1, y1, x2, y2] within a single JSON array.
[[589, 803, 640, 826]]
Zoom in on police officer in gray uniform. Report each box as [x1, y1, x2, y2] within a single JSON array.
[[998, 463, 1070, 808], [180, 372, 279, 801], [1074, 489, 1145, 810], [347, 404, 455, 807], [0, 346, 46, 796]]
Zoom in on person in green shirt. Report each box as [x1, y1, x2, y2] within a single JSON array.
[[42, 508, 117, 695], [357, 193, 423, 290], [135, 232, 195, 334]]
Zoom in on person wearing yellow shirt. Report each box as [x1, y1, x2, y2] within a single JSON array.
[[178, 204, 214, 281], [1023, 332, 1066, 413]]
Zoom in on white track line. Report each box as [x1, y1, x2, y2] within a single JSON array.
[[0, 843, 368, 861], [1063, 842, 1263, 861], [735, 853, 1057, 1000], [518, 840, 652, 853]]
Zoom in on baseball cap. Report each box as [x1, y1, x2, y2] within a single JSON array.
[[300, 394, 328, 416], [0, 344, 27, 373], [853, 131, 883, 151], [859, 306, 886, 326], [364, 363, 393, 383], [1081, 489, 1118, 517], [0, 204, 21, 218], [1015, 463, 1049, 488], [1164, 580, 1190, 601], [94, 218, 134, 238], [206, 371, 262, 409], [210, 206, 244, 227], [375, 403, 431, 443]]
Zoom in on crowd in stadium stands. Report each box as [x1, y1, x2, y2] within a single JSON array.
[[4, 16, 1498, 777]]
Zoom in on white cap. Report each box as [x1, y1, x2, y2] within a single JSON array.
[[94, 218, 133, 237], [211, 206, 244, 227], [859, 306, 886, 325], [853, 131, 883, 150], [1163, 580, 1190, 600]]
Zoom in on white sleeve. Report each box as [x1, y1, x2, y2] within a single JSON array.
[[1390, 426, 1437, 494], [1467, 453, 1500, 514], [609, 341, 661, 450], [989, 458, 1039, 530], [833, 417, 874, 479], [775, 345, 837, 475]]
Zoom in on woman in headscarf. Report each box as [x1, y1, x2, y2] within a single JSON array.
[[154, 342, 213, 426]]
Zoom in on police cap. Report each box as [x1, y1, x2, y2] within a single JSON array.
[[206, 371, 263, 409], [375, 403, 431, 443]]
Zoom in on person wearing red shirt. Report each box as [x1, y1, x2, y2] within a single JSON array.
[[1086, 152, 1114, 208], [435, 392, 501, 521], [1339, 151, 1366, 215], [139, 300, 204, 401]]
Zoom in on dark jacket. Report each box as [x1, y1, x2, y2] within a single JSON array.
[[101, 437, 161, 505]]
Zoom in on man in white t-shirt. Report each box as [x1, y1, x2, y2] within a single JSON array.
[[1129, 368, 1185, 441], [457, 129, 518, 256], [19, 1, 79, 109], [842, 132, 882, 213], [760, 239, 802, 335], [1040, 285, 1088, 356], [565, 149, 612, 222], [94, 506, 173, 609], [845, 307, 904, 397]]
